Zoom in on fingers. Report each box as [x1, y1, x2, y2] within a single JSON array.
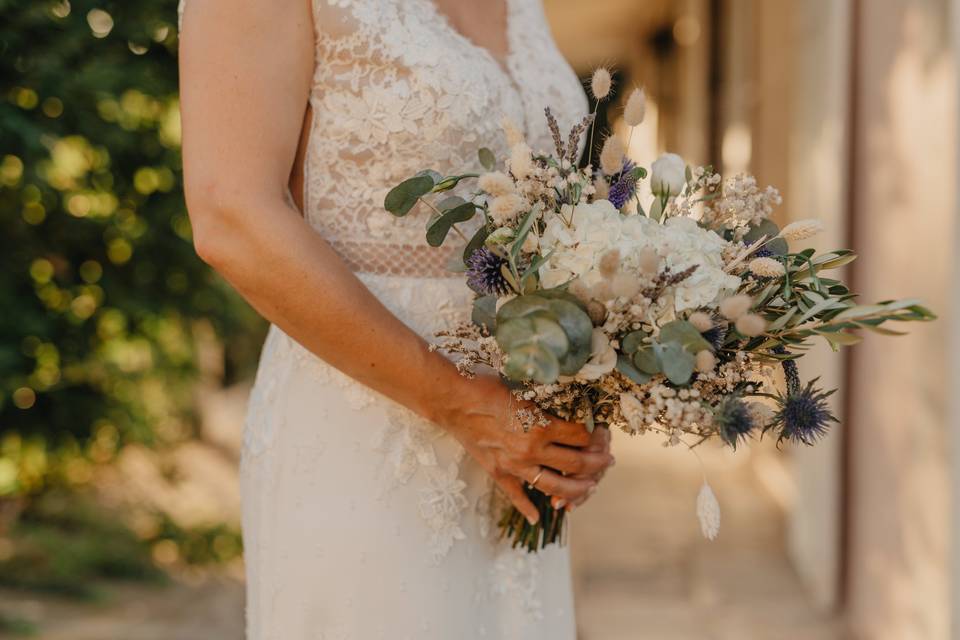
[[539, 445, 613, 477], [585, 426, 611, 453], [532, 468, 596, 502], [542, 418, 592, 447], [496, 475, 540, 525]]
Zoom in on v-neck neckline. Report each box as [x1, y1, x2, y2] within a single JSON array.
[[422, 0, 516, 80]]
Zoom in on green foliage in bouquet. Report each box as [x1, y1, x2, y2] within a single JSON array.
[[0, 0, 263, 501], [385, 79, 936, 551]]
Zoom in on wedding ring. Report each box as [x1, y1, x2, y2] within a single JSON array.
[[530, 468, 544, 488]]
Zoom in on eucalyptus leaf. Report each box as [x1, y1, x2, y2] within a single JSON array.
[[496, 314, 569, 358], [633, 347, 661, 375], [497, 295, 553, 323], [546, 299, 593, 375], [503, 344, 560, 384], [478, 147, 496, 171], [617, 353, 652, 384], [654, 341, 696, 386], [471, 295, 497, 332], [463, 226, 490, 263], [621, 330, 648, 355], [425, 202, 476, 247], [659, 320, 713, 354], [384, 175, 435, 216]]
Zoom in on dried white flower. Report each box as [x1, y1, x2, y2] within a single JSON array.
[[735, 313, 767, 337], [575, 329, 618, 381], [688, 311, 713, 333], [695, 350, 717, 373], [610, 272, 642, 299], [650, 153, 687, 198], [489, 194, 525, 225], [599, 134, 626, 176], [779, 218, 825, 242], [637, 247, 660, 275], [697, 481, 721, 540], [719, 294, 753, 320], [619, 392, 645, 433], [590, 67, 612, 100], [500, 117, 525, 148], [509, 142, 534, 180], [748, 256, 786, 278], [478, 171, 515, 197], [624, 87, 646, 127]]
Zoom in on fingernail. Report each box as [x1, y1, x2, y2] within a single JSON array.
[[527, 514, 539, 525], [556, 499, 566, 509], [587, 484, 597, 496], [610, 456, 617, 467], [567, 503, 576, 512]]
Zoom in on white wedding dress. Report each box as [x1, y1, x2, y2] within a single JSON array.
[[179, 1, 588, 638]]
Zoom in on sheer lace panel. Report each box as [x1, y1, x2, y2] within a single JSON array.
[[179, 0, 588, 278]]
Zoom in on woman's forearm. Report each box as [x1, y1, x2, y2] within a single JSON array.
[[190, 188, 471, 426]]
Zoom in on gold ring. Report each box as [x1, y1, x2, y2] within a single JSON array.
[[530, 468, 544, 488]]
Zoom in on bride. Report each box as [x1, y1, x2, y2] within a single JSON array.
[[178, 0, 614, 637]]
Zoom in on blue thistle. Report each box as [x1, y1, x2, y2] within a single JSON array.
[[466, 247, 511, 296], [701, 321, 728, 352], [768, 378, 838, 446], [609, 173, 638, 209], [713, 396, 755, 450], [753, 246, 775, 259]]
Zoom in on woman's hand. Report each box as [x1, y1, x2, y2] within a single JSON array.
[[435, 374, 615, 525], [551, 425, 612, 511]]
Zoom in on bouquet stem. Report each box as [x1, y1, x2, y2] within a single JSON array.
[[498, 485, 566, 552]]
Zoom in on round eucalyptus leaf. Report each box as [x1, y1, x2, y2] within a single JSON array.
[[503, 344, 560, 384], [547, 299, 593, 375], [425, 202, 477, 247], [496, 314, 569, 358], [654, 341, 696, 386], [463, 225, 491, 264], [659, 320, 713, 354], [621, 330, 648, 355], [617, 353, 652, 385], [496, 295, 553, 324], [633, 347, 661, 375], [471, 295, 497, 332], [384, 175, 435, 216]]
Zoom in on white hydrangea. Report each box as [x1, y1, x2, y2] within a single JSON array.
[[539, 202, 741, 312]]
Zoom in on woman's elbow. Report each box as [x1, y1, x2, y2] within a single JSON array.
[[184, 182, 245, 270]]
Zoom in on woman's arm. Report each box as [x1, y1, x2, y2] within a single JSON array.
[[179, 0, 612, 522]]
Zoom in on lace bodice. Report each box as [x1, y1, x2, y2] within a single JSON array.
[[179, 0, 588, 277]]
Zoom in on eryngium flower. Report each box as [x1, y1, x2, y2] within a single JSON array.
[[608, 161, 638, 209], [769, 379, 838, 446], [466, 248, 511, 296], [701, 321, 728, 352], [714, 396, 755, 449]]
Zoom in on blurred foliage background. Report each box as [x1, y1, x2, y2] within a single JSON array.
[[0, 0, 261, 618]]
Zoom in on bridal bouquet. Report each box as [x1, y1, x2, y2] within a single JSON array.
[[384, 72, 934, 552]]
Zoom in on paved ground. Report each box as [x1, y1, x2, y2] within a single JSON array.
[[0, 391, 843, 640]]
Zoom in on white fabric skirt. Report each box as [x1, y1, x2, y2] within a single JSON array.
[[239, 274, 576, 639]]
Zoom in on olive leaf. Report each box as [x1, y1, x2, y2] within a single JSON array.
[[384, 175, 435, 216]]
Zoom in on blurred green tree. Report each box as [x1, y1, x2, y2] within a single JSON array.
[[0, 0, 264, 498]]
